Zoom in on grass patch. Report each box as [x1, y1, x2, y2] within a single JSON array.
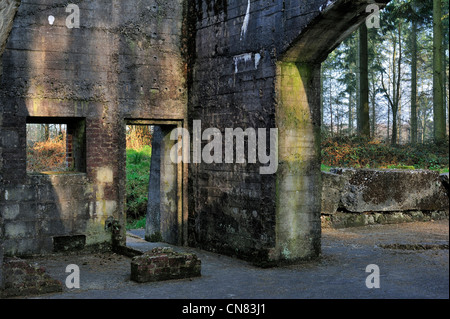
[[126, 145, 152, 222], [126, 216, 146, 230]]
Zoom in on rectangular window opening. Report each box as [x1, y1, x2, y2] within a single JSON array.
[[26, 117, 86, 173]]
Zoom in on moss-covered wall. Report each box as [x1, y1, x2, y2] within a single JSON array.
[[273, 62, 322, 262]]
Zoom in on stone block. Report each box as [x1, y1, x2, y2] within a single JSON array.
[[4, 220, 36, 239], [1, 130, 19, 148], [330, 168, 449, 213], [2, 238, 40, 256], [440, 173, 449, 195], [3, 185, 36, 202], [131, 247, 201, 283], [53, 235, 86, 253], [321, 171, 346, 214]]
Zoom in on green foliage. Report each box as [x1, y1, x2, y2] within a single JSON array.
[[126, 217, 146, 230], [126, 146, 152, 221]]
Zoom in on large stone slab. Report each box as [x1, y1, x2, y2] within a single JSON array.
[[329, 168, 449, 213], [131, 247, 201, 283], [321, 171, 347, 215]]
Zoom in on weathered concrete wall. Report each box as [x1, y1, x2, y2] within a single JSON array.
[[0, 0, 187, 256], [1, 0, 392, 265], [1, 0, 22, 288], [188, 0, 389, 264], [1, 174, 94, 255], [321, 169, 449, 228]]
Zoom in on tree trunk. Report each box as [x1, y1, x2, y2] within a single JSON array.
[[411, 20, 418, 144], [391, 24, 402, 146], [348, 91, 353, 135], [433, 0, 445, 143], [371, 82, 376, 138], [387, 105, 390, 142], [329, 69, 333, 136], [357, 24, 370, 137], [392, 109, 398, 145], [321, 67, 324, 128], [398, 103, 402, 144], [443, 35, 448, 135], [44, 124, 50, 141]]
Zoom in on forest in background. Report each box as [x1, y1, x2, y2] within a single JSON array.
[[321, 0, 449, 173], [322, 0, 449, 145]]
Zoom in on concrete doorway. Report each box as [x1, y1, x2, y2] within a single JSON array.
[[125, 120, 186, 246]]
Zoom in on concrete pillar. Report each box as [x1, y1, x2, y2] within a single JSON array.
[[145, 126, 178, 244], [273, 62, 322, 262], [146, 126, 162, 242]]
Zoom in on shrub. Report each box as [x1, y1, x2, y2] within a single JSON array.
[[27, 137, 67, 172], [321, 136, 449, 172], [126, 146, 152, 220]]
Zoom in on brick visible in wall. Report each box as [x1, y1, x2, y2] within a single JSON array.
[[1, 257, 63, 298], [130, 247, 201, 283], [53, 235, 86, 253]]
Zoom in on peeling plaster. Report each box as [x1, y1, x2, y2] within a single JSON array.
[[240, 0, 251, 41]]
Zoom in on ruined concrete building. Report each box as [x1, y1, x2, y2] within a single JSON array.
[[0, 0, 390, 274]]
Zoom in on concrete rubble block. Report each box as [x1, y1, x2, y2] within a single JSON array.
[[330, 168, 449, 213], [1, 257, 63, 298], [130, 247, 201, 283], [440, 173, 449, 195], [321, 171, 347, 215]]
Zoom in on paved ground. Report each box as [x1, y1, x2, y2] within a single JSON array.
[[14, 219, 449, 299]]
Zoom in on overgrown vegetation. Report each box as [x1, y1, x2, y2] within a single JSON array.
[[27, 136, 67, 173], [125, 124, 154, 229], [126, 217, 146, 230], [321, 135, 449, 173], [126, 145, 152, 225]]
